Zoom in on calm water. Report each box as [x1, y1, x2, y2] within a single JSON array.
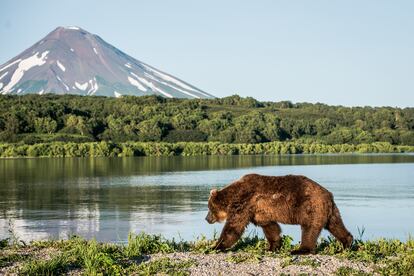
[[0, 154, 413, 243]]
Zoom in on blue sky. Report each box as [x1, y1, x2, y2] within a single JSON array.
[[1, 0, 413, 107]]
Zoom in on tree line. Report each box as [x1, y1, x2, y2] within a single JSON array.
[[1, 141, 412, 158], [0, 94, 413, 146]]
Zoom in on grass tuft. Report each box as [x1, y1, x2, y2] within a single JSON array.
[[0, 252, 30, 268], [335, 266, 372, 276], [0, 238, 9, 249], [130, 257, 196, 276], [19, 253, 69, 276], [226, 252, 263, 263], [125, 232, 175, 257]]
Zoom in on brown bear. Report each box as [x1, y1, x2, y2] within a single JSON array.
[[205, 174, 353, 254]]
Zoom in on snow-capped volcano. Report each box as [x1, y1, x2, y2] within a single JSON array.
[[0, 26, 214, 98]]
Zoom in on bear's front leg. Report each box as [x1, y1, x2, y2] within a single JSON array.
[[291, 225, 322, 255], [214, 218, 248, 251], [261, 222, 282, 251]]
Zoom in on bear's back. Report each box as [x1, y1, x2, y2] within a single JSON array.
[[229, 174, 332, 198]]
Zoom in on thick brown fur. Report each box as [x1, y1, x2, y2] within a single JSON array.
[[206, 174, 353, 254]]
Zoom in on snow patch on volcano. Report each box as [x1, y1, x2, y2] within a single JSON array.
[[56, 76, 69, 91], [56, 60, 66, 72], [0, 72, 8, 81], [75, 81, 88, 91], [2, 51, 49, 93], [87, 78, 99, 95], [128, 75, 147, 91], [144, 72, 200, 99], [0, 59, 21, 73], [141, 64, 200, 93]]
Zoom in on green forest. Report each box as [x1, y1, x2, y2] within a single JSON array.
[[0, 94, 413, 147]]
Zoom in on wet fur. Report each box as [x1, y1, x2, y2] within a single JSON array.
[[207, 174, 353, 254]]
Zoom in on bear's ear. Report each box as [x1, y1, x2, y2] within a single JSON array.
[[210, 189, 218, 197]]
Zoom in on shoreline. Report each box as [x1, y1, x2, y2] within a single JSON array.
[[1, 151, 414, 160], [1, 141, 413, 158], [1, 233, 412, 275]]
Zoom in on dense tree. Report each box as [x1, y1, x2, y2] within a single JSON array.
[[62, 115, 91, 136], [0, 94, 412, 146], [315, 118, 335, 136], [137, 119, 164, 142], [34, 117, 57, 134]]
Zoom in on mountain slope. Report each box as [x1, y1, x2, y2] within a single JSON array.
[[0, 26, 214, 98]]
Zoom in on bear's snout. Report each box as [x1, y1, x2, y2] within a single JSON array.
[[205, 211, 215, 224]]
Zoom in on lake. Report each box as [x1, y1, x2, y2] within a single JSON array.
[[0, 154, 413, 243]]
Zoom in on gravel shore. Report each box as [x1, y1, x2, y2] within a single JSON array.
[[152, 252, 376, 275], [1, 250, 377, 275]]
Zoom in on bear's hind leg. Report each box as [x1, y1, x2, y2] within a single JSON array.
[[325, 204, 353, 248], [262, 222, 282, 251], [292, 225, 322, 255]]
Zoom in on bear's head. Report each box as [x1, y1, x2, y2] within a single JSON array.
[[205, 189, 228, 224]]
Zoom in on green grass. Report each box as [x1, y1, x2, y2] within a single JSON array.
[[130, 258, 196, 276], [71, 239, 124, 275], [0, 238, 9, 249], [226, 252, 263, 263], [19, 254, 70, 276], [125, 232, 176, 257], [0, 252, 30, 268], [1, 232, 414, 275], [295, 257, 321, 268], [20, 236, 126, 275], [335, 266, 372, 276]]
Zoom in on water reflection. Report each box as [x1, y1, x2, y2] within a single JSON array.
[[0, 154, 413, 242]]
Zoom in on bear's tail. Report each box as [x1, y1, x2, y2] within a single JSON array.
[[325, 202, 353, 248]]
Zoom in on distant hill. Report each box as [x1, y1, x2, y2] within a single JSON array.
[[0, 26, 214, 99]]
